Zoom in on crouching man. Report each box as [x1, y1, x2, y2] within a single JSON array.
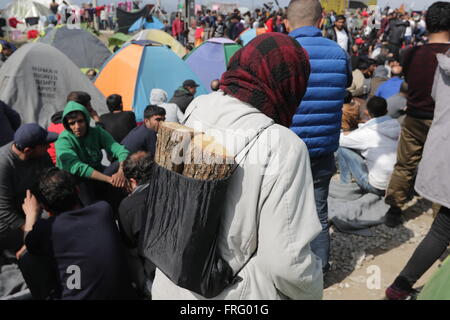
[[19, 168, 136, 300]]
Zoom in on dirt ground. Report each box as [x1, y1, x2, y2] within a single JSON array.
[[323, 197, 447, 300]]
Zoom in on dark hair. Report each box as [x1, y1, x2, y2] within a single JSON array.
[[367, 96, 388, 117], [143, 105, 166, 120], [344, 90, 353, 104], [358, 60, 370, 71], [63, 110, 86, 131], [37, 168, 79, 214], [425, 1, 450, 34], [106, 94, 123, 113], [123, 151, 153, 185], [336, 15, 346, 22], [400, 81, 408, 94], [67, 91, 91, 108]]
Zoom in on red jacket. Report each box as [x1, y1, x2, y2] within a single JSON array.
[[47, 122, 64, 164], [172, 18, 184, 37]]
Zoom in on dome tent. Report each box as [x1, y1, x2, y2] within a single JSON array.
[[0, 43, 108, 127], [183, 38, 242, 92], [131, 29, 186, 58], [94, 40, 207, 122], [38, 26, 112, 70]]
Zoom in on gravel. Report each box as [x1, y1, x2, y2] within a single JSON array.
[[327, 196, 434, 278]]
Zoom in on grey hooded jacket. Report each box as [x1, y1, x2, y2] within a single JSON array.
[[415, 50, 450, 207]]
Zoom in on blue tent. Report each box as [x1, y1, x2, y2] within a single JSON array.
[[128, 16, 164, 33], [95, 41, 208, 122]]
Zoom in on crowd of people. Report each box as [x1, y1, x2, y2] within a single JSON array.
[[0, 0, 450, 301]]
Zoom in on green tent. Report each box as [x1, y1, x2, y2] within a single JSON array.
[[418, 256, 450, 300]]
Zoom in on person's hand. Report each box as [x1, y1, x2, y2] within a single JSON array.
[[16, 245, 27, 260], [90, 109, 101, 123], [22, 190, 41, 218], [110, 169, 126, 188]]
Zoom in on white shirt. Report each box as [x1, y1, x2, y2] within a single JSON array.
[[339, 116, 401, 190], [336, 28, 349, 52]]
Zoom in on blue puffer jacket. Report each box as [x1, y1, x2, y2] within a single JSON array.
[[289, 26, 352, 158]]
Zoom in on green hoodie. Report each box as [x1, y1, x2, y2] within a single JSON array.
[[55, 101, 129, 178]]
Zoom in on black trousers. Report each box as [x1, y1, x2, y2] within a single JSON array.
[[394, 206, 450, 290]]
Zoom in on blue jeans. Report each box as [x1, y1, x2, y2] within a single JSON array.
[[336, 147, 385, 196], [309, 154, 336, 271]]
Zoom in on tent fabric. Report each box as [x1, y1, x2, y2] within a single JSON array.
[[128, 16, 164, 33], [239, 28, 268, 46], [418, 256, 450, 300], [131, 29, 186, 58], [116, 6, 150, 34], [38, 26, 111, 69], [95, 41, 208, 122], [184, 38, 242, 91], [4, 0, 51, 21], [0, 43, 108, 128]]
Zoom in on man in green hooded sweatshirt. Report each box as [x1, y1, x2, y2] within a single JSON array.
[[55, 101, 130, 207]]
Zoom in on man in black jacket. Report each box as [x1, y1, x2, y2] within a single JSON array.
[[169, 79, 199, 113], [119, 151, 154, 298], [325, 15, 352, 54], [20, 168, 136, 299], [386, 14, 408, 60]]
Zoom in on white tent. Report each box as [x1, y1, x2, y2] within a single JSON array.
[[4, 0, 51, 21]]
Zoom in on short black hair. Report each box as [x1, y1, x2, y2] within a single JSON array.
[[344, 90, 353, 104], [367, 96, 388, 118], [143, 105, 166, 120], [63, 110, 86, 131], [425, 1, 450, 34], [67, 91, 91, 108], [336, 15, 346, 22], [37, 168, 79, 214], [106, 94, 123, 113], [123, 151, 153, 185]]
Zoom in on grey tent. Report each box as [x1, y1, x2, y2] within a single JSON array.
[[0, 43, 108, 127], [38, 26, 112, 70]]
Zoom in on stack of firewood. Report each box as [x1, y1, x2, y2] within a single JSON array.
[[155, 122, 235, 180]]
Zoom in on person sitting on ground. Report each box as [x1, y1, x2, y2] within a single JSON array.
[[369, 64, 389, 98], [341, 90, 361, 132], [121, 105, 165, 157], [210, 79, 220, 92], [66, 91, 103, 127], [0, 100, 21, 147], [99, 94, 136, 143], [55, 101, 129, 208], [20, 168, 136, 300], [169, 79, 200, 113], [375, 65, 404, 99], [387, 80, 408, 122], [337, 96, 401, 196], [149, 89, 183, 123], [0, 124, 56, 257], [119, 151, 154, 298]]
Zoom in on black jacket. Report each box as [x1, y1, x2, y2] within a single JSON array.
[[387, 19, 408, 46], [0, 100, 21, 147], [169, 87, 194, 113]]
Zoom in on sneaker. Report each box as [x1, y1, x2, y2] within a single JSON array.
[[385, 284, 419, 300], [384, 207, 403, 228]]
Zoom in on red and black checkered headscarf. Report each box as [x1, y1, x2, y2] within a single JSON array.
[[220, 32, 310, 127]]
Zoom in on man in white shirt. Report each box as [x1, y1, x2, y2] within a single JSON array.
[[337, 96, 401, 195], [326, 15, 352, 54]]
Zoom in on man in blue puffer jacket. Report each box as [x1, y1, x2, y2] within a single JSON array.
[[287, 0, 352, 273]]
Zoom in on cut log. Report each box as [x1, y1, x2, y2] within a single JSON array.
[[182, 133, 235, 180], [155, 122, 235, 180], [155, 122, 197, 174]]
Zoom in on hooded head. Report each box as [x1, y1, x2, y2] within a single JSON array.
[[62, 101, 91, 138], [219, 33, 310, 127], [150, 88, 168, 105]]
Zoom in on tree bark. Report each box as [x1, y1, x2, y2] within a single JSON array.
[[155, 122, 234, 180]]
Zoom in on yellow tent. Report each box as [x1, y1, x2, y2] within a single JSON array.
[[131, 29, 187, 58], [321, 0, 347, 14]]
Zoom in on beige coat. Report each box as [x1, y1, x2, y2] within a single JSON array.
[[151, 91, 323, 300]]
